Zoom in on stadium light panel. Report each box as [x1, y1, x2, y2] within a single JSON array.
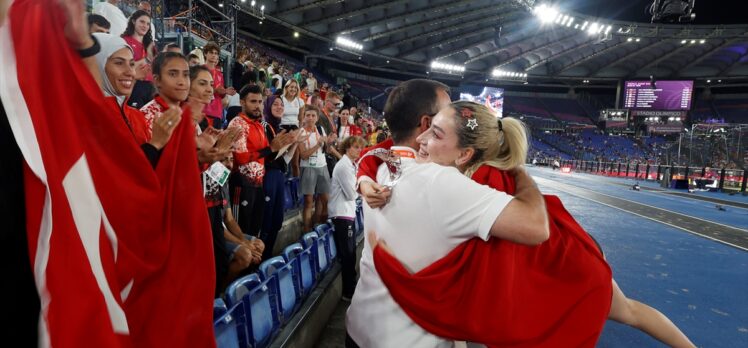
[[587, 23, 598, 35], [534, 5, 559, 23], [431, 61, 465, 73], [337, 37, 363, 50], [581, 21, 589, 30]]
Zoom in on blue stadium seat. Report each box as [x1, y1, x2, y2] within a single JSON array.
[[315, 235, 330, 274], [283, 243, 315, 296], [315, 223, 332, 237], [225, 274, 278, 348], [288, 177, 301, 207], [214, 298, 228, 319], [259, 256, 299, 323], [302, 231, 329, 276], [326, 229, 337, 262], [301, 231, 319, 249], [283, 180, 294, 211], [214, 301, 244, 348], [354, 202, 364, 237]]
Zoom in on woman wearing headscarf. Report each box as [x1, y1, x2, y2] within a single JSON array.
[[259, 94, 293, 260], [93, 33, 180, 168]]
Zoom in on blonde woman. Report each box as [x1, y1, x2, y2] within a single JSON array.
[[360, 101, 695, 348]]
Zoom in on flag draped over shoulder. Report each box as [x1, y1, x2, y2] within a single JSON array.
[[373, 166, 613, 348], [0, 0, 215, 347]]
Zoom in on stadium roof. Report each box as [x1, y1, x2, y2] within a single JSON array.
[[236, 0, 748, 85]]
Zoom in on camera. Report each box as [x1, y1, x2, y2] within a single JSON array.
[[649, 0, 695, 23]]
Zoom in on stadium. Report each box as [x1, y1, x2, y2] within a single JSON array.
[[1, 0, 746, 347]]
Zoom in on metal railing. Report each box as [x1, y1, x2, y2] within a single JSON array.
[[544, 159, 748, 193]]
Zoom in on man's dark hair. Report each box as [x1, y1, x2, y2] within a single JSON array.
[[239, 84, 263, 100], [203, 42, 220, 55], [88, 14, 110, 29], [383, 79, 449, 143]]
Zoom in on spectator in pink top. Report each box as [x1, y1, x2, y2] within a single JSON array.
[[122, 9, 155, 108], [203, 42, 236, 129]]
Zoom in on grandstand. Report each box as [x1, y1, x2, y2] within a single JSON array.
[[4, 1, 748, 347], [104, 0, 748, 346]]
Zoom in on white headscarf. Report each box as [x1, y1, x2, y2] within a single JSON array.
[[93, 33, 133, 106]]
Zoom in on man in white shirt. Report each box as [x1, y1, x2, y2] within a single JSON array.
[[93, 0, 127, 37], [306, 72, 317, 93], [347, 79, 549, 348]]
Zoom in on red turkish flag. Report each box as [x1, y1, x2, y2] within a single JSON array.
[[0, 1, 215, 347]]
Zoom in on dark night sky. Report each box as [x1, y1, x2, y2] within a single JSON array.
[[556, 0, 746, 25]]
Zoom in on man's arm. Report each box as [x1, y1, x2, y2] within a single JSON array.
[[357, 138, 393, 208]]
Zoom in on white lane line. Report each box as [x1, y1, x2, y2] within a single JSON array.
[[532, 176, 748, 252], [533, 175, 748, 233]]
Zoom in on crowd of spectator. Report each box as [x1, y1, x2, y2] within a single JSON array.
[[89, 0, 390, 297]]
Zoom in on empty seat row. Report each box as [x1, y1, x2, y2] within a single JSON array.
[[214, 221, 342, 348]]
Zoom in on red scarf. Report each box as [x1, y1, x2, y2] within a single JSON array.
[[366, 160, 613, 346]]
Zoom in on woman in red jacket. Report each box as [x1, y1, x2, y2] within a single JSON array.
[[364, 101, 695, 348], [93, 33, 180, 167]]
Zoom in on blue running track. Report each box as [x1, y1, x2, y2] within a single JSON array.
[[529, 167, 748, 348]]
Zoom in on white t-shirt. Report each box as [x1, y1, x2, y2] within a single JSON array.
[[299, 128, 327, 168], [329, 155, 358, 219], [346, 147, 513, 348], [272, 74, 283, 90], [93, 2, 128, 38], [306, 77, 317, 93], [226, 93, 241, 108], [280, 95, 303, 126]]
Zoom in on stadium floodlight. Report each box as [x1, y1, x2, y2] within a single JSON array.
[[260, 5, 265, 11], [431, 61, 466, 73], [581, 21, 589, 31], [627, 37, 633, 42], [690, 39, 696, 44], [636, 38, 641, 42], [587, 23, 598, 35], [567, 18, 574, 27], [492, 69, 527, 80], [605, 25, 612, 34], [681, 39, 687, 44], [534, 4, 559, 23], [251, 0, 255, 6], [699, 39, 706, 44], [336, 37, 364, 51]]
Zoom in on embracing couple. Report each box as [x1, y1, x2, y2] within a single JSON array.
[[345, 79, 695, 348]]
